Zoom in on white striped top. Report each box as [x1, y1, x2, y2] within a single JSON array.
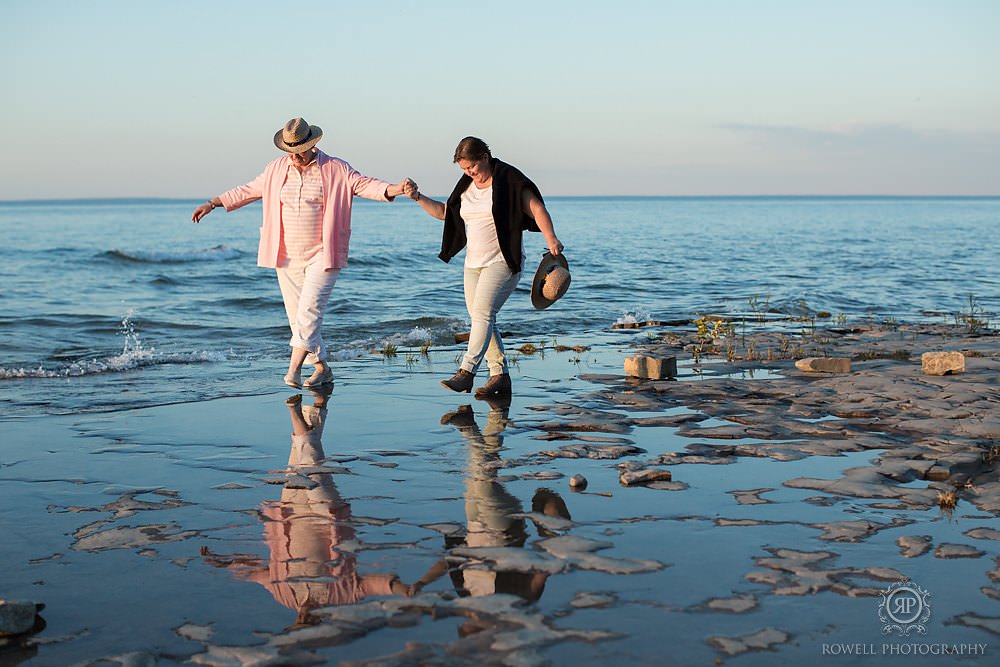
[[277, 160, 324, 266]]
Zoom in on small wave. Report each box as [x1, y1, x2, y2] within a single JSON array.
[[349, 253, 428, 268], [103, 245, 243, 264], [326, 321, 467, 361], [0, 349, 231, 379]]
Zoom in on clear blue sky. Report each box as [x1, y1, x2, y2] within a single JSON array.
[[2, 0, 997, 198]]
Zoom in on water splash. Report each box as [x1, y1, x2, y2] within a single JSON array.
[[0, 310, 230, 379], [614, 308, 653, 327]]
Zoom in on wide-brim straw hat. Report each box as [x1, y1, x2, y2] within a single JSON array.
[[274, 117, 323, 153], [531, 252, 571, 310]]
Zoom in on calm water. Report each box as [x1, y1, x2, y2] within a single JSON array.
[[1, 197, 997, 416], [2, 197, 999, 665]]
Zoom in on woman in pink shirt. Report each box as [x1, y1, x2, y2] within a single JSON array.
[[192, 118, 415, 389]]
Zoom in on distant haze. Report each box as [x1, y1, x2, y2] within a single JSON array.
[[2, 0, 997, 198]]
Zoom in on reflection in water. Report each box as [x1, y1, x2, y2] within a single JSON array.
[[416, 398, 571, 619], [202, 388, 409, 626]]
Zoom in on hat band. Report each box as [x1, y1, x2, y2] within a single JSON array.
[[284, 133, 312, 147]]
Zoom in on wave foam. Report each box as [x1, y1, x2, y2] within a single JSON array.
[[0, 350, 231, 379], [1, 309, 232, 380]]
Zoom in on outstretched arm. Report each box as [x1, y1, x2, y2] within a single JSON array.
[[192, 198, 222, 223], [522, 190, 563, 255], [410, 187, 447, 221], [385, 178, 418, 200]]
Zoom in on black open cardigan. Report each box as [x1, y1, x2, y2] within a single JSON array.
[[438, 158, 542, 273]]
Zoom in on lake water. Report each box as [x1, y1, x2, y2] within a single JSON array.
[[2, 197, 999, 665], [1, 196, 997, 416]]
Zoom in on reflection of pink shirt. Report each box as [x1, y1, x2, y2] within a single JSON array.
[[229, 498, 395, 611], [218, 150, 393, 270]]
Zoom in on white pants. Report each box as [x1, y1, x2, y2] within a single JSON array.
[[275, 262, 340, 363], [461, 262, 520, 376]]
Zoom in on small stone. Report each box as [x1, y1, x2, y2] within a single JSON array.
[[624, 355, 677, 379], [569, 474, 588, 489], [922, 351, 965, 376], [619, 468, 672, 486], [794, 357, 851, 373], [0, 600, 41, 636]]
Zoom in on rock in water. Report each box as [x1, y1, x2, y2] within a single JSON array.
[[569, 474, 588, 489], [794, 357, 851, 373], [921, 351, 965, 376], [625, 355, 677, 379], [0, 599, 42, 636]]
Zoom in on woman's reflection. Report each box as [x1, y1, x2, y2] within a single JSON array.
[[202, 387, 409, 627], [413, 398, 571, 609]]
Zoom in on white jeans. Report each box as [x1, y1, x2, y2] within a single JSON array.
[[461, 262, 520, 376], [275, 262, 341, 363]]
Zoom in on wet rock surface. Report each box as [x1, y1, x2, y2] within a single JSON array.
[[3, 322, 999, 664]]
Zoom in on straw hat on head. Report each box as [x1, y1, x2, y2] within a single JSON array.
[[530, 252, 571, 310], [274, 117, 323, 153]]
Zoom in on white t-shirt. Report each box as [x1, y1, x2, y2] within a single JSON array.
[[460, 183, 505, 268]]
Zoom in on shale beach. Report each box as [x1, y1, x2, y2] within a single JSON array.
[[2, 197, 999, 665]]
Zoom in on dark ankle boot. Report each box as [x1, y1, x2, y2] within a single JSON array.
[[474, 373, 512, 399], [441, 369, 474, 393]]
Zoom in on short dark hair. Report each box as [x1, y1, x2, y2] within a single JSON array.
[[453, 136, 491, 163]]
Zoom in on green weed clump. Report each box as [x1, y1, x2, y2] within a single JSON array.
[[748, 294, 770, 322], [955, 294, 990, 333]]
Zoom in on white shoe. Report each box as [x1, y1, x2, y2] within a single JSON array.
[[303, 366, 333, 388], [283, 372, 302, 389]]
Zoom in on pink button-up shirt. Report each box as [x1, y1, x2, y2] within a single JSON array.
[[218, 150, 393, 270]]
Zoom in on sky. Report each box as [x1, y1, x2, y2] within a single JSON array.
[[1, 0, 998, 198]]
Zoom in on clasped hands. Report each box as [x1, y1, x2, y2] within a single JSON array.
[[400, 178, 420, 200]]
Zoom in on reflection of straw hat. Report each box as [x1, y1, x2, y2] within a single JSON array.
[[274, 117, 323, 153], [530, 252, 571, 310]]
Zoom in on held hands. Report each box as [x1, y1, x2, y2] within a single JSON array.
[[401, 178, 419, 200]]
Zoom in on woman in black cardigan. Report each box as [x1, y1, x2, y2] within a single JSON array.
[[410, 137, 564, 399]]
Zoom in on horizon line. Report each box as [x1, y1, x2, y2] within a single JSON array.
[[2, 194, 999, 204]]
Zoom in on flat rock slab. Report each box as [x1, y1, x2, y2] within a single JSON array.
[[897, 535, 933, 558], [795, 357, 852, 373], [922, 350, 965, 375], [540, 443, 645, 460], [703, 594, 760, 614], [965, 527, 1000, 542], [934, 543, 986, 559], [729, 488, 775, 505], [619, 468, 673, 486], [707, 627, 791, 656]]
